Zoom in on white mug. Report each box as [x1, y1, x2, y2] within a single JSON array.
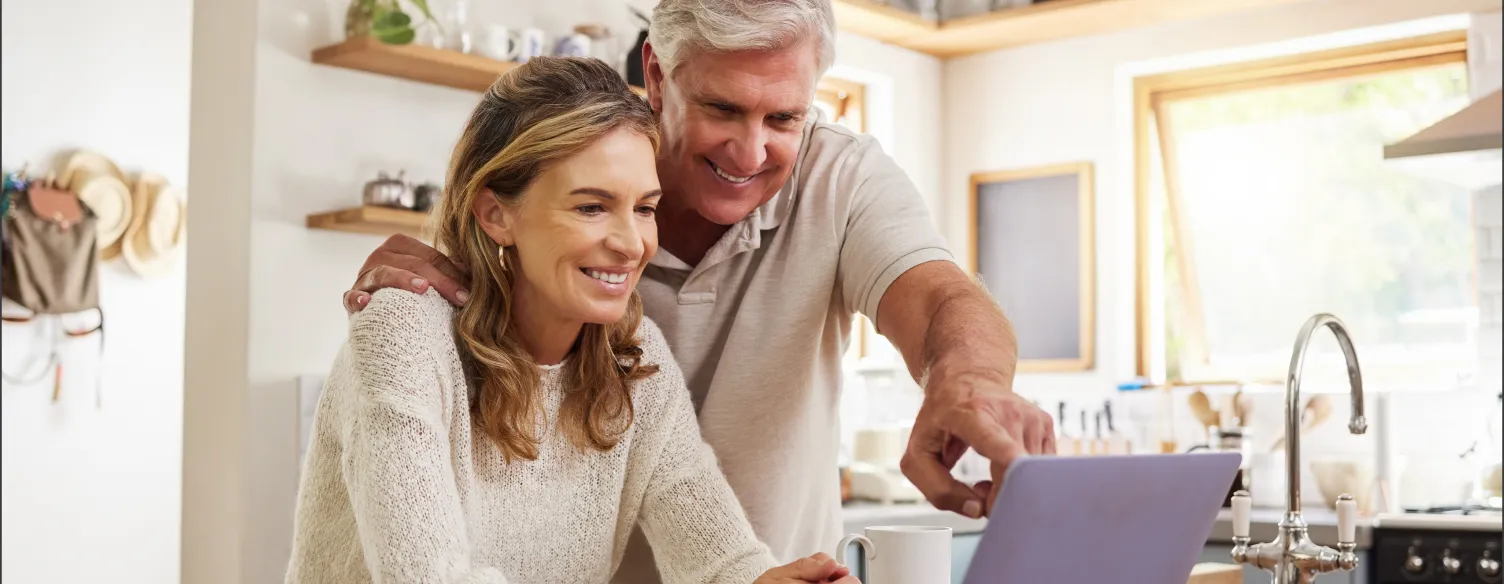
[[837, 525, 952, 584], [518, 27, 547, 61], [480, 25, 522, 61], [553, 33, 591, 58]]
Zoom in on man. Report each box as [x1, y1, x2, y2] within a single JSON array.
[[343, 0, 1055, 579]]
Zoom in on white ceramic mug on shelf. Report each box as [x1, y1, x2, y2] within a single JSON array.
[[480, 25, 522, 62], [837, 525, 951, 584], [518, 27, 547, 61]]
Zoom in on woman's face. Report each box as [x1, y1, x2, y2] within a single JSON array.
[[502, 128, 661, 327]]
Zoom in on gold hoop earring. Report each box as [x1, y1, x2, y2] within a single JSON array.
[[497, 245, 509, 271]]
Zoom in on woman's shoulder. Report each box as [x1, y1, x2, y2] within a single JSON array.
[[348, 288, 456, 360], [632, 316, 676, 372], [338, 288, 461, 410]]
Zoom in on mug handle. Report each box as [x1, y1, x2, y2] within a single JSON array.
[[836, 533, 875, 563], [504, 31, 522, 61]]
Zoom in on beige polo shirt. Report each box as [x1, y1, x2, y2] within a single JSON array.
[[611, 121, 953, 582]]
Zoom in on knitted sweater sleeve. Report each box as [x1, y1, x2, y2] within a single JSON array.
[[343, 289, 509, 584], [634, 320, 780, 584]]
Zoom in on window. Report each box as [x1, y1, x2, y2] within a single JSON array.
[[1135, 31, 1478, 390], [813, 76, 866, 133]]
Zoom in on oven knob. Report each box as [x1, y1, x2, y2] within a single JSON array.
[[1405, 547, 1426, 574], [1480, 551, 1501, 581], [1441, 549, 1462, 575]]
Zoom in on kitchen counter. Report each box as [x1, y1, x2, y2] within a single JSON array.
[[1370, 512, 1503, 532], [1207, 507, 1374, 549], [843, 501, 1381, 549], [841, 501, 989, 536]]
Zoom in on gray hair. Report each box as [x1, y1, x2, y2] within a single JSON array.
[[649, 0, 836, 77]]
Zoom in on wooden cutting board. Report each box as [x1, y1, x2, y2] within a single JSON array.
[[1186, 563, 1242, 584]]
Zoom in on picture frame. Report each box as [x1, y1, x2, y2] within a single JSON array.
[[968, 162, 1096, 372]]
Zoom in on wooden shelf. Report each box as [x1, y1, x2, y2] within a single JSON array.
[[311, 36, 646, 95], [834, 0, 1309, 58], [306, 205, 430, 239]]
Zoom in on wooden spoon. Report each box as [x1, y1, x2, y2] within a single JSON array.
[[1269, 395, 1333, 452], [1188, 390, 1220, 430]]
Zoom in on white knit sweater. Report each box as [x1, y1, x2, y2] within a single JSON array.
[[286, 289, 779, 584]]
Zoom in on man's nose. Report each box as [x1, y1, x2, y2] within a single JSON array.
[[723, 122, 768, 174]]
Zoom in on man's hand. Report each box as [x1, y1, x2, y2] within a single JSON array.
[[754, 553, 859, 584], [874, 261, 1055, 520], [901, 366, 1055, 519], [343, 234, 471, 313]]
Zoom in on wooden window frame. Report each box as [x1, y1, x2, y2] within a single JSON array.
[[967, 162, 1097, 373], [1132, 30, 1470, 382]]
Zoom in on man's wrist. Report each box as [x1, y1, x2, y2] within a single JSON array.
[[923, 357, 1014, 396]]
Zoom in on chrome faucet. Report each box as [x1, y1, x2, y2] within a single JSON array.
[[1230, 313, 1367, 584]]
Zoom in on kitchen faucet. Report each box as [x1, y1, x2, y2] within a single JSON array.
[[1230, 313, 1367, 584]]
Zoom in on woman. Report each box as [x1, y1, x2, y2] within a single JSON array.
[[286, 58, 856, 584]]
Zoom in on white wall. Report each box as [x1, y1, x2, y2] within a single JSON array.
[[1468, 11, 1503, 393], [0, 0, 192, 582], [941, 0, 1504, 399], [180, 1, 942, 581]]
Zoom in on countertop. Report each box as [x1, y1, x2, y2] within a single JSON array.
[[1370, 513, 1503, 532], [842, 501, 1386, 549], [843, 502, 1500, 548], [841, 501, 989, 536]]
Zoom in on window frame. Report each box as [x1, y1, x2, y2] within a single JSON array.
[[1132, 29, 1472, 384]]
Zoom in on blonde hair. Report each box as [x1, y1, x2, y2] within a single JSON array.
[[433, 57, 661, 462]]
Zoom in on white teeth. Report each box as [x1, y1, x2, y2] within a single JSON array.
[[587, 270, 627, 284], [710, 162, 753, 184]]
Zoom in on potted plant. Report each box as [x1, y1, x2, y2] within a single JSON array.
[[345, 0, 440, 45]]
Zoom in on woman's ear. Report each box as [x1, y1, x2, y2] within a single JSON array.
[[472, 188, 517, 247]]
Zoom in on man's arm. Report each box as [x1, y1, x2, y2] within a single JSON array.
[[824, 131, 1053, 520], [876, 261, 1055, 518]]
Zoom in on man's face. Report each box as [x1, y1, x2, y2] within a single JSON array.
[[647, 43, 818, 226]]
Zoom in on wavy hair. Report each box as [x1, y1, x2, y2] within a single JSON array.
[[432, 57, 661, 462]]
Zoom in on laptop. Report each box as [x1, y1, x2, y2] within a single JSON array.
[[961, 452, 1241, 584]]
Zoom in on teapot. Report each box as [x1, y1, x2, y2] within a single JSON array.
[[362, 170, 414, 209]]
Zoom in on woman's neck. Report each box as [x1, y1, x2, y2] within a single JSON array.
[[509, 289, 582, 367]]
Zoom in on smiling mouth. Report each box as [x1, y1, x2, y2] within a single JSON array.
[[707, 160, 755, 184], [580, 268, 629, 284]]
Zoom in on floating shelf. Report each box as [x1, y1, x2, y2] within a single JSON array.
[[833, 0, 1309, 58], [306, 205, 430, 239], [311, 36, 646, 95]]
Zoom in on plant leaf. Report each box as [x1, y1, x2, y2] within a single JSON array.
[[407, 0, 436, 22], [373, 10, 411, 29], [406, 0, 443, 34], [374, 27, 415, 45]]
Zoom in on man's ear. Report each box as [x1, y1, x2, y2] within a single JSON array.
[[472, 188, 516, 247], [643, 41, 664, 113]]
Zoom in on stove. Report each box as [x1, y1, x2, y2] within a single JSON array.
[[1371, 508, 1503, 583]]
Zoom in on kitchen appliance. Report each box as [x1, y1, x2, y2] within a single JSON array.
[[1369, 508, 1503, 584], [962, 453, 1241, 584], [847, 463, 924, 505], [361, 170, 413, 209]]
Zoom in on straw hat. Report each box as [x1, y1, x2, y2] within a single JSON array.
[[76, 176, 133, 258], [59, 150, 133, 255], [120, 173, 187, 277]]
